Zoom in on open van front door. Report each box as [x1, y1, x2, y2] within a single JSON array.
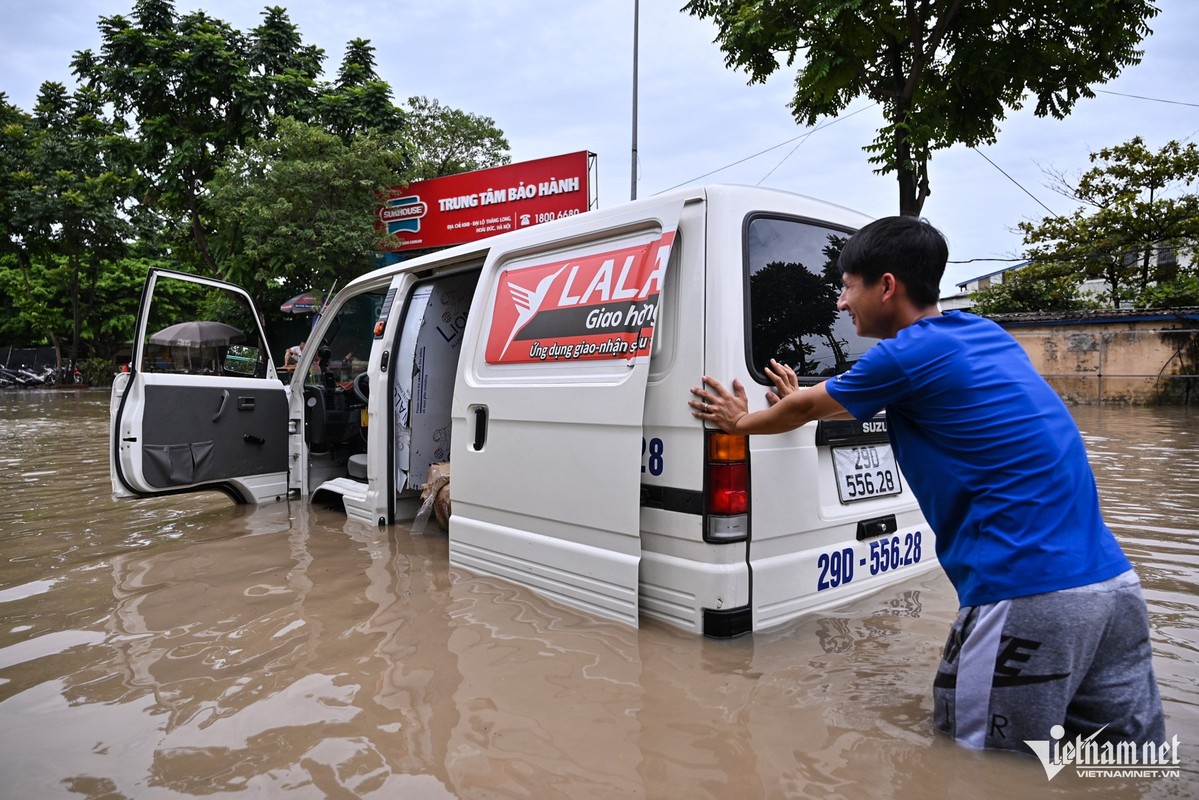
[[110, 269, 289, 504], [450, 201, 683, 626]]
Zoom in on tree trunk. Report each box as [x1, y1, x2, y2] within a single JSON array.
[[895, 130, 930, 216]]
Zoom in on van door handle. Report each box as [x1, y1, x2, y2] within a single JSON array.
[[213, 389, 229, 423], [472, 405, 488, 451]]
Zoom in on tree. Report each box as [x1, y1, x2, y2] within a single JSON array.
[[1017, 137, 1199, 308], [0, 83, 133, 367], [0, 94, 34, 269], [72, 0, 255, 273], [405, 96, 511, 180], [750, 259, 842, 372], [244, 6, 326, 132], [969, 261, 1099, 315], [2, 1, 511, 366], [72, 1, 407, 274], [684, 0, 1159, 216], [207, 117, 409, 304], [318, 39, 406, 143]]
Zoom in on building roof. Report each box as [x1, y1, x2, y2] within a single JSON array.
[[955, 261, 1030, 289], [986, 307, 1199, 327]]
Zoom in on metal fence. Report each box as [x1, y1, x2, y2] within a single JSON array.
[[1, 346, 57, 369]]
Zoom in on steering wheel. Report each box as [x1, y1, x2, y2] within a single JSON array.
[[352, 371, 370, 403]]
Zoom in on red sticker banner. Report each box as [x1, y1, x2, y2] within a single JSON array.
[[485, 231, 676, 365]]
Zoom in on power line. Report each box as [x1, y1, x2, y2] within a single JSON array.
[[655, 104, 876, 193], [1096, 88, 1199, 108], [949, 256, 1029, 265], [756, 105, 875, 185], [970, 147, 1061, 218]]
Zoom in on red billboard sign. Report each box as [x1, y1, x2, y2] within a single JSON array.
[[379, 151, 592, 252], [484, 230, 676, 365]]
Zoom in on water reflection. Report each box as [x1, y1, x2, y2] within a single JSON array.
[[0, 391, 1195, 798]]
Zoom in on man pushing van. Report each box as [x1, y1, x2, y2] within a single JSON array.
[[689, 215, 1165, 753]]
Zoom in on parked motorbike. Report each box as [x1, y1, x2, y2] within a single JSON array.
[[0, 364, 56, 388]]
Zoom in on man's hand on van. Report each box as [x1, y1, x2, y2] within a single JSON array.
[[765, 359, 799, 406], [690, 376, 748, 434], [693, 375, 854, 435]]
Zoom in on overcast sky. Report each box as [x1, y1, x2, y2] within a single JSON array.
[[2, 0, 1196, 293]]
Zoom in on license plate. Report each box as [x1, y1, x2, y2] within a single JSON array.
[[833, 444, 903, 503]]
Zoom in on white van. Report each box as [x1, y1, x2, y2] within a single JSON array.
[[110, 184, 936, 637]]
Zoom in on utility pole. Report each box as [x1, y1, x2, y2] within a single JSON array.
[[630, 0, 639, 201]]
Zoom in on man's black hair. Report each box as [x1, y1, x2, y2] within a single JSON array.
[[838, 216, 948, 307]]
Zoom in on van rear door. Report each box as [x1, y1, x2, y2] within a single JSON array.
[[110, 269, 288, 504], [450, 200, 683, 626], [734, 210, 931, 629]]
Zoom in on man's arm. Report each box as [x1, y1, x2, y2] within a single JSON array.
[[689, 374, 852, 435]]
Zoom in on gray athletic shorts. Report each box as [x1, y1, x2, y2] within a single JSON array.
[[932, 569, 1166, 752]]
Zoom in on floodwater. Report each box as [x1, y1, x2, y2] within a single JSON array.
[[0, 390, 1195, 800]]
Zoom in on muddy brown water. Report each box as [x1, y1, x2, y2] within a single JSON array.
[[0, 390, 1195, 799]]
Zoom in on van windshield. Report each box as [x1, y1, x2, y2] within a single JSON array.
[[745, 215, 876, 382]]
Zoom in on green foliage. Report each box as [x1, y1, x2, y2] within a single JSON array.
[[79, 355, 118, 387], [74, 1, 256, 272], [684, 0, 1159, 216], [1018, 137, 1199, 308], [405, 96, 510, 180], [207, 117, 409, 302], [0, 253, 172, 357], [90, 256, 180, 349], [969, 261, 1101, 315], [0, 95, 35, 266], [245, 6, 325, 130], [1139, 274, 1199, 310], [0, 82, 134, 363], [2, 1, 507, 365], [73, 1, 408, 273], [0, 254, 65, 344], [319, 39, 406, 143]]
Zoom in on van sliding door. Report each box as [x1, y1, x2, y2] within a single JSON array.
[[450, 200, 684, 626]]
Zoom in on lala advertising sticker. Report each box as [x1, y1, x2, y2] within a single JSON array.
[[484, 230, 676, 365]]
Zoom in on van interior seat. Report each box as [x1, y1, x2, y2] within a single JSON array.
[[348, 453, 367, 481]]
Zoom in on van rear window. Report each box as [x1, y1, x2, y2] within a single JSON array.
[[745, 216, 876, 382]]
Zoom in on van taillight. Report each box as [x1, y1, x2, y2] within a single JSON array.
[[708, 463, 748, 514], [705, 432, 749, 542]]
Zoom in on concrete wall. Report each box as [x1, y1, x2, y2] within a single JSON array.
[[999, 315, 1199, 405]]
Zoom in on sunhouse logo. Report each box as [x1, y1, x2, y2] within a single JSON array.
[[1025, 725, 1183, 781], [380, 195, 427, 236]]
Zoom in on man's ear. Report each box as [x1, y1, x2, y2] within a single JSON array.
[[879, 272, 898, 302]]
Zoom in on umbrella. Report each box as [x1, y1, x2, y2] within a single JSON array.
[[149, 321, 246, 348], [280, 290, 322, 314]]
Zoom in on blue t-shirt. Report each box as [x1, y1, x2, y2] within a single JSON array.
[[824, 311, 1130, 606]]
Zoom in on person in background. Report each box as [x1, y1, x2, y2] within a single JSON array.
[[689, 215, 1165, 753], [284, 340, 305, 367]]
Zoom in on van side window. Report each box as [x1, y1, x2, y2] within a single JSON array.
[[745, 216, 875, 382]]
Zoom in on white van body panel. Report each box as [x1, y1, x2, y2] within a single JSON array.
[[635, 195, 745, 632], [448, 194, 686, 626]]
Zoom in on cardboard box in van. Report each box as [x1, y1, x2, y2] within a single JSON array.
[[110, 184, 936, 638]]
